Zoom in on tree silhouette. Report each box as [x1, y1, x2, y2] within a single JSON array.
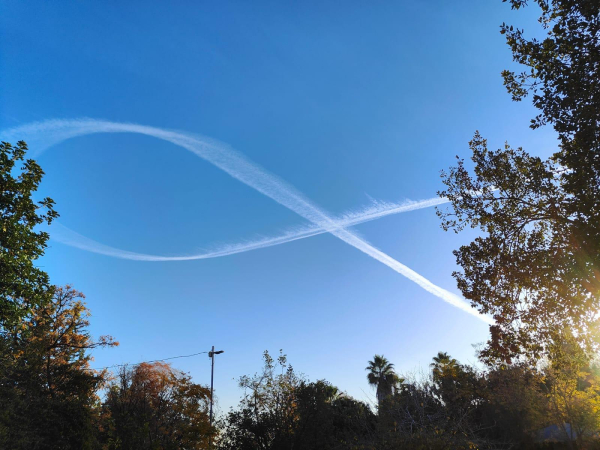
[[366, 355, 400, 407], [438, 0, 600, 364]]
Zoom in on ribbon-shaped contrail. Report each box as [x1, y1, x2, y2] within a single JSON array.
[[49, 197, 449, 261], [2, 119, 491, 323]]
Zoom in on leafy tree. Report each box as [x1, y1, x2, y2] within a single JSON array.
[[501, 0, 600, 268], [0, 141, 118, 447], [501, 0, 600, 147], [366, 354, 401, 407], [217, 350, 302, 450], [429, 353, 487, 446], [381, 354, 549, 449], [0, 140, 58, 325], [0, 285, 118, 449], [438, 0, 600, 362], [431, 352, 476, 405], [101, 361, 212, 450], [218, 351, 376, 450]]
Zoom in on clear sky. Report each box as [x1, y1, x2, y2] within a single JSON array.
[[0, 1, 558, 412]]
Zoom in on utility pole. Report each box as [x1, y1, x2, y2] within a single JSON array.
[[208, 346, 224, 426], [208, 346, 224, 449]]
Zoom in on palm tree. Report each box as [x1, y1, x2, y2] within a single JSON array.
[[366, 355, 400, 406], [430, 352, 466, 406], [430, 352, 459, 381]]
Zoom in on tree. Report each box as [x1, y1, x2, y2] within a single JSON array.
[[366, 355, 401, 407], [427, 352, 487, 446], [500, 0, 600, 321], [379, 366, 495, 450], [501, 0, 600, 150], [438, 1, 600, 362], [430, 352, 460, 381], [0, 140, 58, 326], [286, 380, 376, 450], [101, 361, 212, 450], [0, 141, 119, 447], [0, 285, 118, 449], [217, 350, 302, 450], [218, 351, 375, 450], [430, 352, 477, 416]]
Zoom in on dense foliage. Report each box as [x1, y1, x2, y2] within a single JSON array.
[[101, 362, 213, 449], [0, 286, 117, 448], [217, 351, 377, 450], [438, 0, 600, 362], [217, 351, 600, 449], [0, 140, 58, 325]]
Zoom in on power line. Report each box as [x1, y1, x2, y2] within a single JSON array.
[[85, 350, 209, 371]]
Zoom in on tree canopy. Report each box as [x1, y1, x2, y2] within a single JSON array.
[[438, 0, 600, 362], [0, 285, 118, 449], [101, 362, 212, 449]]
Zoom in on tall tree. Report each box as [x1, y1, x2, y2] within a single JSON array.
[[0, 139, 117, 447], [366, 355, 400, 407], [438, 1, 600, 362], [0, 140, 58, 325], [0, 285, 118, 449]]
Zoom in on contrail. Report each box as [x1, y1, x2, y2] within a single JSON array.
[[48, 196, 449, 261], [2, 119, 491, 323]]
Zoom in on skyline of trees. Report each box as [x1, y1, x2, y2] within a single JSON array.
[[1, 132, 599, 446]]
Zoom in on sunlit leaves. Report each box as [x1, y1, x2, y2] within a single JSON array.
[[0, 140, 58, 326], [102, 362, 212, 449], [0, 285, 118, 448], [438, 0, 600, 364]]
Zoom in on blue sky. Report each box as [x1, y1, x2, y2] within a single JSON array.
[[1, 1, 557, 411]]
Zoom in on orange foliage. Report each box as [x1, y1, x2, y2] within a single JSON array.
[[102, 361, 212, 449]]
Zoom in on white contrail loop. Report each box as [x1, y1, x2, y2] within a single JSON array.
[[48, 197, 450, 261], [2, 119, 491, 324]]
